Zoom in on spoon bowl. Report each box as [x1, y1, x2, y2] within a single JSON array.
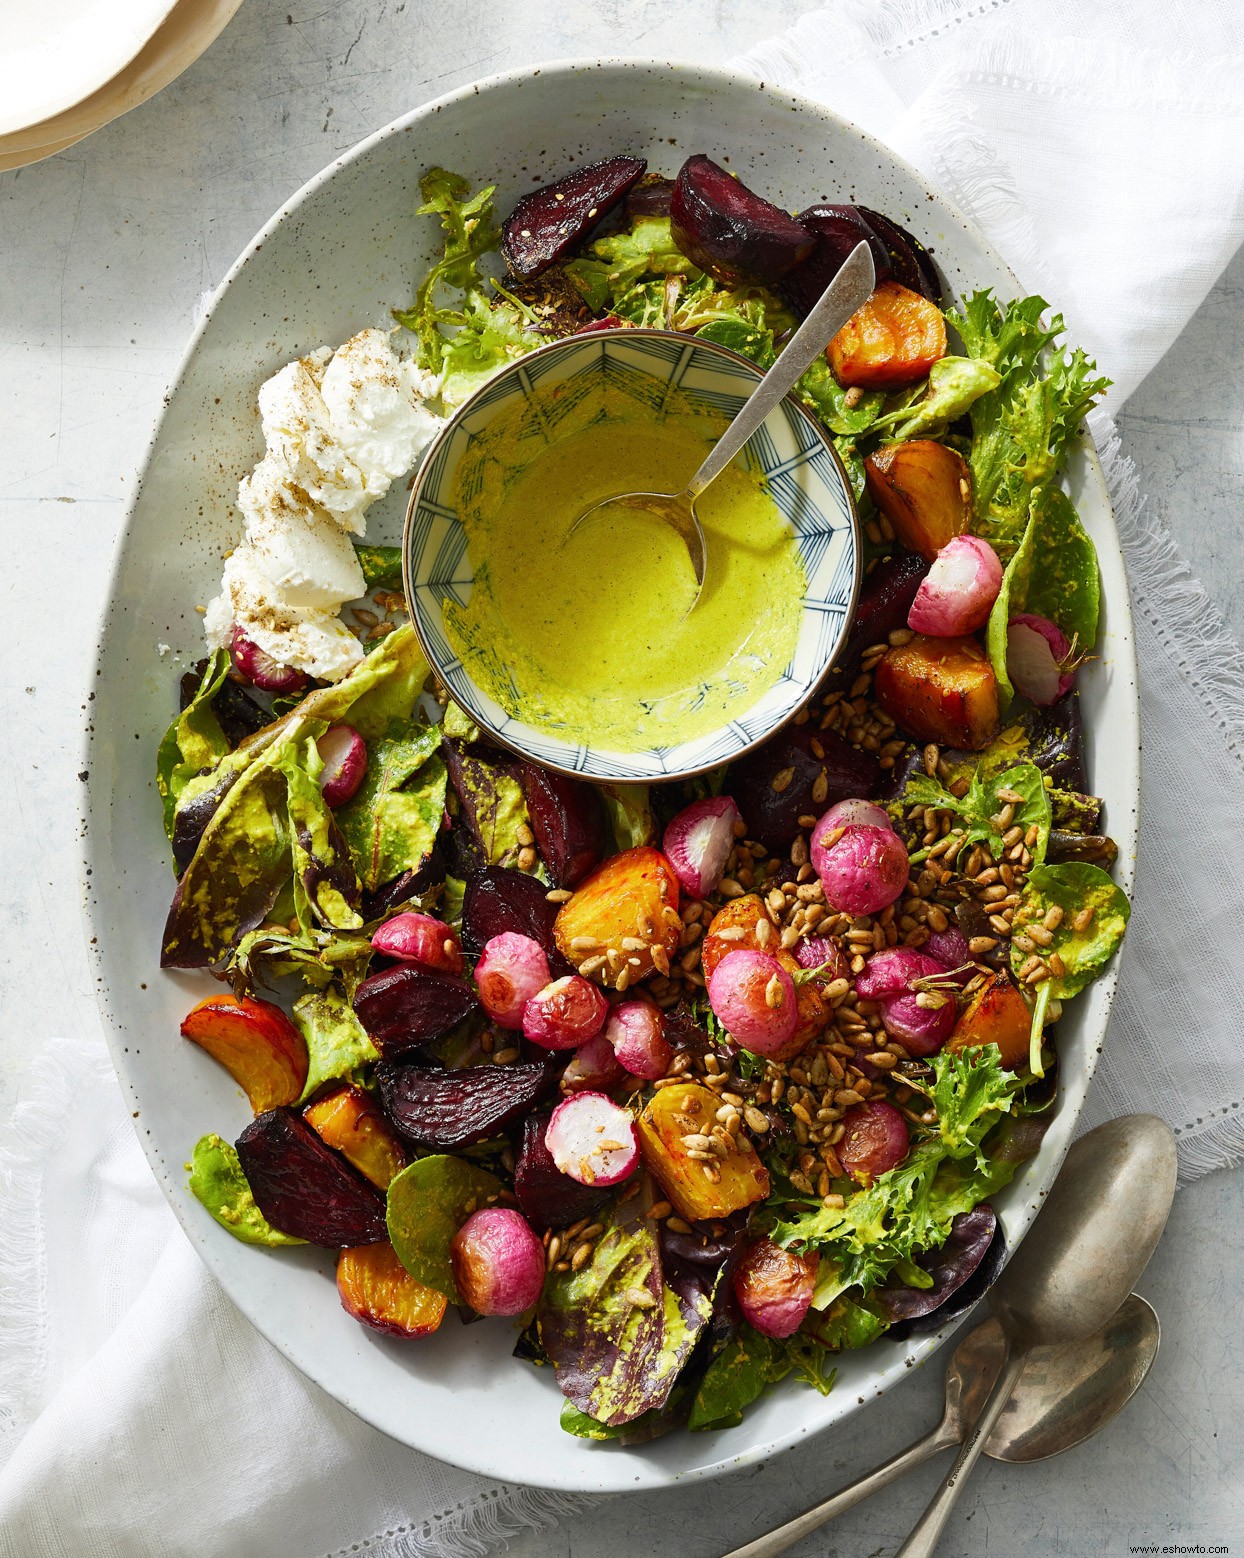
[[565, 240, 876, 602]]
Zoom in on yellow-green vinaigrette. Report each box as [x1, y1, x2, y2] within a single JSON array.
[[443, 378, 805, 751]]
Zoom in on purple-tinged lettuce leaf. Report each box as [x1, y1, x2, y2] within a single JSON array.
[[538, 1190, 712, 1427], [874, 1205, 997, 1323]]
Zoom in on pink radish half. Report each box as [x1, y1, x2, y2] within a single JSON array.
[[231, 626, 308, 694], [474, 933, 551, 1029], [662, 796, 740, 898], [561, 1033, 624, 1093], [522, 976, 609, 1050], [545, 1092, 639, 1186], [450, 1207, 545, 1315], [1007, 613, 1077, 705], [907, 535, 1002, 637], [317, 724, 368, 807]]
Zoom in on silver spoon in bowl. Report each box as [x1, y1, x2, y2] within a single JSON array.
[[567, 241, 876, 601], [724, 1113, 1177, 1558], [723, 1293, 1160, 1558]]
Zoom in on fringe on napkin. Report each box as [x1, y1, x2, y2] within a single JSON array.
[[337, 1485, 597, 1558], [0, 1031, 109, 1451]]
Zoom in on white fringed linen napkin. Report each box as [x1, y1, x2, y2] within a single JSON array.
[[4, 3, 1244, 1552]]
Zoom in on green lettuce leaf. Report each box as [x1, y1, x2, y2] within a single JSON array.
[[336, 725, 446, 891], [985, 485, 1101, 710], [688, 1326, 786, 1432], [188, 1134, 306, 1246], [869, 356, 1001, 441], [353, 542, 403, 591], [770, 1046, 1018, 1306], [598, 782, 658, 850], [156, 650, 232, 847], [292, 985, 380, 1101], [163, 628, 429, 969], [900, 761, 1051, 870], [538, 1197, 712, 1428], [795, 357, 886, 437], [438, 291, 540, 410], [393, 168, 501, 369], [949, 291, 1110, 556], [444, 739, 531, 867], [564, 216, 694, 311], [1011, 863, 1130, 1000], [387, 1154, 506, 1302]]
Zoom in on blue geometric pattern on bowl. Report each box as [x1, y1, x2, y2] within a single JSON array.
[[403, 329, 859, 782]]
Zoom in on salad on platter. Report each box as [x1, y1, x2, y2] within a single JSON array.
[[158, 151, 1130, 1442]]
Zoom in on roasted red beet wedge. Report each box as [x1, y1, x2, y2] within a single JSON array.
[[516, 762, 608, 888], [725, 724, 880, 851], [626, 173, 675, 220], [376, 1056, 559, 1149], [670, 155, 813, 287], [513, 1112, 610, 1231], [781, 205, 892, 318], [501, 156, 647, 278], [235, 1108, 387, 1246], [835, 551, 931, 677], [352, 966, 479, 1057], [857, 207, 943, 303], [461, 867, 566, 968]]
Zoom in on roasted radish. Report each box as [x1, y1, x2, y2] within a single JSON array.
[[662, 796, 740, 899], [838, 1101, 910, 1183], [812, 822, 910, 916], [707, 949, 799, 1058], [370, 912, 463, 976], [474, 932, 551, 1029], [450, 1207, 546, 1315], [604, 1000, 672, 1081], [909, 536, 1002, 637], [316, 724, 367, 807], [733, 1238, 820, 1338], [522, 975, 609, 1050], [230, 626, 307, 694], [544, 1092, 639, 1187]]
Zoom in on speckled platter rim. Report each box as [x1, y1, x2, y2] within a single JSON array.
[[80, 57, 1140, 1494], [401, 327, 861, 782]]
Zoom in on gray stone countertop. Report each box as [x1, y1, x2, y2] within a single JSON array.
[[1, 1, 1241, 1553]]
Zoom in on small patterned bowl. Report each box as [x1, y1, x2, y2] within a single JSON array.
[[402, 328, 860, 782]]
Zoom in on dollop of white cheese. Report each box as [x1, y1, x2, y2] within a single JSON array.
[[205, 546, 364, 682], [320, 327, 443, 498], [239, 460, 366, 610], [203, 326, 445, 682]]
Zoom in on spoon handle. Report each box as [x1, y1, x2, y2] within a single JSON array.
[[719, 1421, 956, 1558], [895, 1348, 1027, 1558], [684, 241, 876, 501]]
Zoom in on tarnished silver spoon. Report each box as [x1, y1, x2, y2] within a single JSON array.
[[723, 1294, 1159, 1558], [567, 241, 876, 600], [725, 1114, 1177, 1558]]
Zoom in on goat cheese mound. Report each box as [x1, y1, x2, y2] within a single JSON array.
[[205, 546, 365, 682], [203, 327, 444, 681]]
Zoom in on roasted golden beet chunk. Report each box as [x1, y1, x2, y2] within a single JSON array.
[[874, 635, 1000, 751], [636, 1082, 769, 1222], [337, 1242, 448, 1338], [180, 993, 308, 1114], [864, 441, 972, 562], [303, 1084, 407, 1190], [829, 281, 947, 390], [945, 973, 1032, 1069], [553, 846, 680, 989]]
